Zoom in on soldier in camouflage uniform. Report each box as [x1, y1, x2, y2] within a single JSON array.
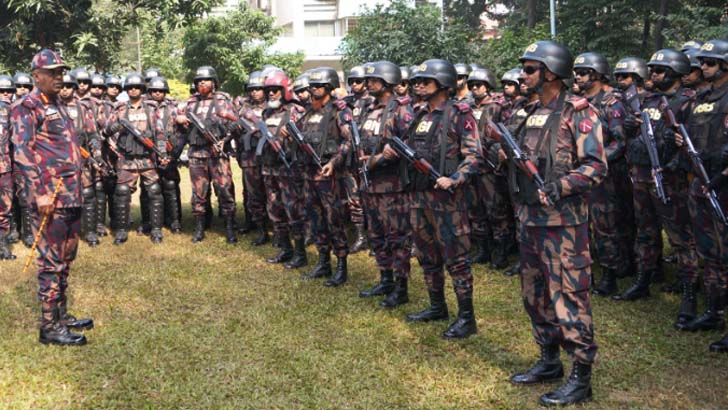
[[13, 72, 33, 98], [298, 67, 353, 287], [679, 40, 728, 345], [293, 71, 311, 109], [343, 66, 371, 254], [3, 75, 27, 248], [383, 59, 482, 339], [12, 49, 93, 346], [0, 75, 15, 259], [236, 71, 269, 244], [394, 66, 412, 98], [59, 73, 104, 247], [89, 74, 106, 100], [507, 41, 605, 406], [98, 75, 123, 235], [453, 63, 473, 104], [105, 73, 169, 245], [570, 53, 631, 296], [257, 71, 308, 268], [177, 66, 237, 244], [356, 61, 414, 307]]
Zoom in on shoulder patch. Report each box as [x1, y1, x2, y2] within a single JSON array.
[[334, 99, 348, 111], [568, 96, 589, 111], [454, 102, 471, 112], [396, 95, 411, 105], [20, 95, 36, 109]]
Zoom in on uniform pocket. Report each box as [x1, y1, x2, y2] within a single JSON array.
[[559, 252, 592, 293]]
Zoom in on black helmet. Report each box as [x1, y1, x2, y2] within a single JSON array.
[[696, 39, 728, 64], [647, 49, 691, 76], [0, 75, 15, 91], [106, 75, 123, 89], [308, 67, 340, 89], [683, 49, 701, 70], [292, 72, 310, 92], [91, 74, 107, 88], [123, 73, 146, 90], [399, 66, 412, 81], [681, 41, 703, 52], [73, 68, 91, 83], [454, 63, 471, 77], [573, 52, 611, 80], [261, 65, 283, 78], [61, 74, 76, 88], [147, 76, 170, 92], [412, 59, 457, 89], [469, 63, 483, 71], [348, 65, 366, 81], [501, 68, 522, 84], [614, 57, 648, 80], [193, 66, 218, 84], [519, 40, 573, 79], [13, 72, 33, 88], [247, 70, 265, 90], [467, 67, 497, 89], [144, 67, 161, 82], [364, 60, 401, 86]]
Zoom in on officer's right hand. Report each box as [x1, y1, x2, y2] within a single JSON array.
[[382, 144, 399, 160]]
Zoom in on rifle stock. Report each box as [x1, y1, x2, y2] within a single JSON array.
[[389, 136, 453, 194]]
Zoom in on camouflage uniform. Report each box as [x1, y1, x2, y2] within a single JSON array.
[[0, 95, 14, 259], [237, 99, 267, 234], [149, 96, 182, 232], [343, 92, 372, 250], [513, 91, 605, 365]]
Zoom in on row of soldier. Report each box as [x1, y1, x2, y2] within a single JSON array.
[[2, 38, 728, 406]]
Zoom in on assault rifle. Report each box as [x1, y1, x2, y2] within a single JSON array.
[[484, 119, 552, 206], [79, 146, 115, 177], [119, 119, 168, 160], [255, 119, 291, 170], [388, 136, 453, 194], [659, 96, 727, 225], [217, 111, 257, 151], [286, 120, 323, 170], [186, 111, 228, 158], [349, 119, 370, 189], [624, 84, 669, 204]]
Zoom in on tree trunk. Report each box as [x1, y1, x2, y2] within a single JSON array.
[[527, 0, 537, 29], [641, 16, 651, 52], [654, 0, 668, 50]]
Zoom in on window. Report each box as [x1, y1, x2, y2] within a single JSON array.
[[304, 20, 336, 37]]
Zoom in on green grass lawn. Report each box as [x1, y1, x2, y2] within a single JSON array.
[[1, 166, 726, 409]]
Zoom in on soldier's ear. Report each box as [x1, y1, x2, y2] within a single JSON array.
[[544, 69, 558, 82]]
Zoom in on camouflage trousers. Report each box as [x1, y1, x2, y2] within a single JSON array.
[[363, 191, 411, 276], [520, 223, 598, 365], [32, 207, 81, 304], [304, 177, 349, 257], [689, 178, 728, 297], [342, 172, 365, 225], [242, 165, 266, 224], [588, 170, 625, 271], [0, 172, 11, 235], [189, 157, 235, 217], [633, 172, 698, 281], [471, 172, 515, 242], [264, 174, 305, 241], [410, 204, 473, 297]]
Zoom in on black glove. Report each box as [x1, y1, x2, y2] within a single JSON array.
[[487, 143, 501, 168], [541, 181, 561, 204], [623, 114, 640, 136], [707, 173, 728, 192], [720, 144, 728, 164], [107, 122, 122, 135]]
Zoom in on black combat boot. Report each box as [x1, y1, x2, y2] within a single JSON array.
[[284, 238, 308, 269], [113, 188, 131, 245], [359, 269, 394, 298], [406, 289, 449, 322], [673, 280, 697, 329], [539, 362, 592, 406], [612, 270, 652, 301], [137, 186, 151, 236], [191, 215, 206, 243], [149, 186, 164, 244], [511, 344, 564, 385], [379, 276, 408, 308], [21, 206, 34, 248], [163, 180, 182, 234], [251, 224, 269, 246], [442, 289, 477, 339], [38, 303, 86, 346], [504, 261, 521, 277], [490, 240, 509, 270], [271, 232, 282, 248], [224, 215, 238, 244], [676, 290, 726, 332], [592, 268, 617, 296], [267, 234, 293, 263], [0, 236, 16, 260], [238, 207, 253, 234], [349, 224, 368, 254], [324, 256, 348, 287], [57, 295, 93, 331], [300, 250, 331, 279], [661, 278, 682, 293], [471, 239, 491, 264], [709, 333, 728, 353]]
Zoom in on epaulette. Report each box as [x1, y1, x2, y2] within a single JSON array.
[[113, 101, 126, 111], [396, 95, 411, 105], [453, 102, 471, 112], [567, 95, 589, 111], [682, 88, 697, 98], [333, 99, 348, 111]]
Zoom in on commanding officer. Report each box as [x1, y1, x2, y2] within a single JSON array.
[[356, 61, 414, 307], [508, 41, 605, 406], [298, 67, 353, 287], [105, 73, 169, 245], [177, 66, 238, 244], [12, 49, 93, 346], [383, 59, 481, 338], [0, 75, 15, 259]]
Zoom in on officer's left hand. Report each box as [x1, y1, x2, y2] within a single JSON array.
[[435, 176, 454, 191], [280, 127, 290, 139], [358, 154, 371, 163], [498, 148, 508, 163], [674, 130, 685, 147], [321, 162, 334, 177]]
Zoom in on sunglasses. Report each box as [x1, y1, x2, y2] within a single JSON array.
[[265, 87, 282, 94], [309, 84, 326, 89], [468, 82, 486, 89], [411, 78, 434, 86], [700, 58, 718, 67], [126, 85, 143, 90], [521, 65, 542, 75], [16, 85, 32, 90], [61, 85, 75, 89], [614, 73, 630, 80], [649, 66, 668, 75], [399, 80, 409, 87], [348, 79, 364, 85], [574, 69, 593, 77], [77, 80, 91, 85]]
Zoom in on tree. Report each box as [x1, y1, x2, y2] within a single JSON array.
[[181, 3, 304, 97]]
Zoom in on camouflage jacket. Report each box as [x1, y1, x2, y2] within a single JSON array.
[[587, 87, 625, 163], [180, 92, 236, 159], [260, 102, 306, 176], [0, 99, 11, 174], [11, 90, 83, 208], [236, 99, 266, 167], [61, 97, 102, 159], [344, 92, 373, 124], [105, 100, 167, 170], [299, 97, 353, 180], [515, 90, 607, 227], [688, 81, 728, 179]]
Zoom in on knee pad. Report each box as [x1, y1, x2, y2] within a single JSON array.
[[162, 179, 177, 191], [115, 184, 131, 197], [146, 182, 162, 196], [82, 187, 95, 201]]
